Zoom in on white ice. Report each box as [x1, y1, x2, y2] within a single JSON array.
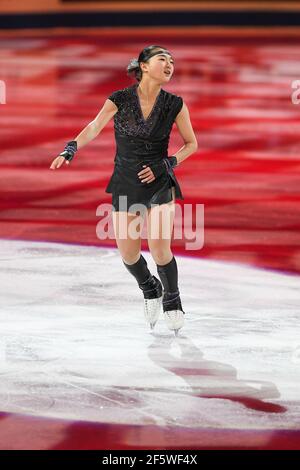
[[0, 239, 300, 430]]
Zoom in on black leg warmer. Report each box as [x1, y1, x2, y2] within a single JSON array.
[[123, 254, 162, 299], [156, 255, 178, 293], [123, 254, 151, 285], [156, 256, 185, 313]]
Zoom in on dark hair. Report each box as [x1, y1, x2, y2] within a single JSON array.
[[126, 45, 172, 83]]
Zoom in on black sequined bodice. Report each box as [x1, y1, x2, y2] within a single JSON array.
[[108, 83, 183, 143]]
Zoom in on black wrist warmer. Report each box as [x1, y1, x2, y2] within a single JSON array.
[[59, 140, 78, 162]]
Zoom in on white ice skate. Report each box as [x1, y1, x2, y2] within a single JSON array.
[[162, 290, 185, 336], [163, 310, 185, 336], [139, 275, 163, 330], [144, 295, 163, 330]]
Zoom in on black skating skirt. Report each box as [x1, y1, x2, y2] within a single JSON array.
[[105, 157, 184, 215]]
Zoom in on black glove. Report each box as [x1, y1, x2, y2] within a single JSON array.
[[141, 156, 178, 181], [59, 140, 78, 162]]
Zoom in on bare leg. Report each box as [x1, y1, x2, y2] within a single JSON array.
[[146, 187, 176, 266], [112, 210, 144, 264]]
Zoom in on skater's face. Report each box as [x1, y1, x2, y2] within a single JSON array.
[[141, 52, 174, 83]]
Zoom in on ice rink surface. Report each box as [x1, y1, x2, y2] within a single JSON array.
[[1, 239, 300, 432]]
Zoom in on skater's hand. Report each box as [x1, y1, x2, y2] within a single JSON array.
[[137, 165, 156, 184], [49, 155, 70, 170]]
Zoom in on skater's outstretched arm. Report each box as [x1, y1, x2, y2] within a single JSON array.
[[49, 99, 118, 170]]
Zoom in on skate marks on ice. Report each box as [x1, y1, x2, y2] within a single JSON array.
[[0, 239, 300, 430]]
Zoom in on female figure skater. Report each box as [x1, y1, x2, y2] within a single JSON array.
[[50, 45, 198, 335]]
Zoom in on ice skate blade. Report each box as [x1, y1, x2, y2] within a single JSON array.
[[163, 309, 184, 333]]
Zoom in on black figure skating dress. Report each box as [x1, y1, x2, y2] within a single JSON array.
[[105, 83, 184, 213]]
